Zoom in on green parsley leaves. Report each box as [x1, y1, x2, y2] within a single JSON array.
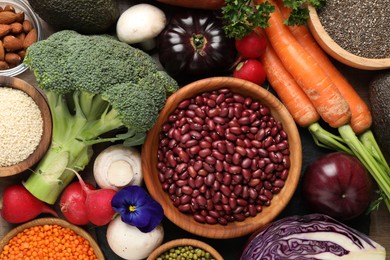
[[222, 0, 325, 39]]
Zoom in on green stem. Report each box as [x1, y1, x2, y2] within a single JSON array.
[[338, 125, 390, 203], [23, 137, 92, 204], [308, 122, 353, 154], [359, 130, 390, 171]]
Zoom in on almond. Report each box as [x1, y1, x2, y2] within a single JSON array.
[[0, 11, 18, 24], [0, 24, 11, 37], [10, 22, 23, 34], [15, 11, 24, 23], [0, 41, 5, 61], [15, 32, 25, 42], [18, 49, 26, 59], [23, 28, 37, 49], [3, 35, 23, 51], [22, 20, 33, 33], [5, 52, 21, 66], [0, 60, 9, 70], [3, 5, 15, 13]]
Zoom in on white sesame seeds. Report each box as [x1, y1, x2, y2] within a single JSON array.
[[0, 87, 43, 167]]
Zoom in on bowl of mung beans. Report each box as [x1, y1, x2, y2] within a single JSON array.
[[0, 76, 52, 177], [142, 77, 302, 239], [307, 2, 390, 70], [147, 238, 223, 260], [0, 217, 104, 259]]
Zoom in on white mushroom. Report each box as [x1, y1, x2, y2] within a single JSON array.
[[116, 3, 167, 51], [93, 144, 143, 190], [106, 217, 164, 260]]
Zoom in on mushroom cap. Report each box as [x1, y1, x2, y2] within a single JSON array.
[[107, 217, 164, 259], [116, 3, 167, 44]]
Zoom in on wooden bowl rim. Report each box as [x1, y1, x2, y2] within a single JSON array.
[[142, 76, 302, 239], [308, 5, 390, 70], [147, 238, 223, 260], [0, 76, 52, 177], [0, 217, 105, 260]]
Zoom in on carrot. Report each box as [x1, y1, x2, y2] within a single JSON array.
[[256, 0, 351, 129], [258, 30, 352, 154], [276, 0, 388, 168], [256, 0, 390, 212], [259, 35, 320, 127], [275, 0, 372, 135]]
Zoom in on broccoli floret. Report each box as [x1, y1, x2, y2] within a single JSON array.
[[23, 30, 179, 204]]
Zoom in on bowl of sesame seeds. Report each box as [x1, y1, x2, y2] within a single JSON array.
[[308, 1, 390, 70], [0, 76, 52, 177]]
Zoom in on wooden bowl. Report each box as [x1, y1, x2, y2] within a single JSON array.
[[0, 218, 104, 259], [0, 76, 52, 177], [307, 5, 390, 70], [147, 238, 223, 260], [142, 77, 302, 239]]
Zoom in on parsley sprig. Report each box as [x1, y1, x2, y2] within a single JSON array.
[[222, 0, 325, 39]]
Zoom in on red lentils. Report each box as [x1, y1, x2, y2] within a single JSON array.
[[0, 224, 98, 260]]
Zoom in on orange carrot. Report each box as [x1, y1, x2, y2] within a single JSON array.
[[259, 35, 320, 127], [276, 0, 372, 135], [256, 0, 351, 129]]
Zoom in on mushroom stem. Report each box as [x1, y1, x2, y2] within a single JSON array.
[[93, 144, 143, 190], [107, 160, 134, 188]]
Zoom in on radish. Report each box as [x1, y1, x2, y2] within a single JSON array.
[[59, 181, 96, 225], [0, 184, 58, 223], [71, 169, 117, 226], [235, 31, 267, 59], [233, 59, 266, 85]]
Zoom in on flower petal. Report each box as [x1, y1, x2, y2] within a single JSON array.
[[111, 185, 164, 233]]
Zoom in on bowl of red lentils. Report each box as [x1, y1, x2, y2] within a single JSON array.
[[308, 2, 390, 70], [0, 217, 104, 259], [142, 76, 302, 239], [0, 0, 43, 76], [0, 76, 52, 177], [147, 238, 223, 260]]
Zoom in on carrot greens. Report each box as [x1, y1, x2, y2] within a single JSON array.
[[221, 0, 324, 39]]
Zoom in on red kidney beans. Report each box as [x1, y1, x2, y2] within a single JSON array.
[[157, 88, 290, 225]]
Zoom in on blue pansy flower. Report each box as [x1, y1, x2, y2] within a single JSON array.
[[111, 185, 164, 233]]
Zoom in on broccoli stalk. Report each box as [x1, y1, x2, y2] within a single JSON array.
[[23, 30, 179, 204]]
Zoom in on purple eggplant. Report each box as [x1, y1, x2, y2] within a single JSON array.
[[158, 10, 238, 83]]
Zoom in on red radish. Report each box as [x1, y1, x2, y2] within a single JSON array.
[[71, 170, 117, 226], [233, 59, 266, 85], [235, 31, 267, 58], [0, 184, 58, 223], [60, 181, 96, 225]]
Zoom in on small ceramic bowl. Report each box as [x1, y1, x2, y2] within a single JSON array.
[[308, 5, 390, 70], [142, 77, 302, 239], [0, 218, 104, 259], [0, 76, 52, 177], [0, 0, 43, 77], [147, 238, 223, 260]]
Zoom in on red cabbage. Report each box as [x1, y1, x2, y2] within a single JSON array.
[[240, 214, 386, 260]]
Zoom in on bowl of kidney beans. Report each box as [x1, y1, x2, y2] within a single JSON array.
[[142, 76, 302, 239]]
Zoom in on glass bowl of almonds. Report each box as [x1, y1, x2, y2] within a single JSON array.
[[0, 0, 42, 76]]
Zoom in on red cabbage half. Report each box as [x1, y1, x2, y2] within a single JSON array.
[[240, 214, 386, 260]]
